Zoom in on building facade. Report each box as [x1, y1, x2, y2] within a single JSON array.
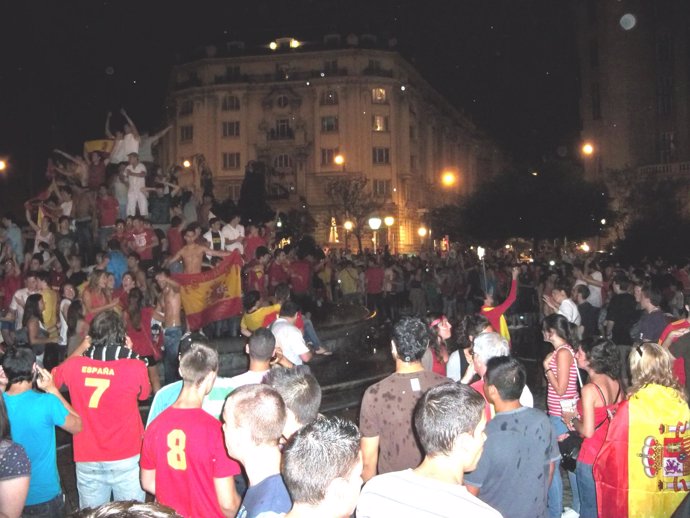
[[161, 35, 506, 252], [576, 1, 690, 181]]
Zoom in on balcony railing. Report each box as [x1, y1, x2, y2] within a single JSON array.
[[638, 161, 690, 176], [174, 69, 351, 90], [267, 128, 295, 141], [362, 67, 394, 78]]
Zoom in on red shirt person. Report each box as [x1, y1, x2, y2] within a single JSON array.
[[52, 310, 151, 508], [128, 215, 159, 262]]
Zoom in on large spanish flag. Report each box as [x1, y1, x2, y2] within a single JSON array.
[[83, 139, 115, 156], [172, 252, 243, 330], [594, 384, 690, 518]]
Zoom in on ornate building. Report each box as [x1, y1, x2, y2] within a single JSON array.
[[161, 34, 506, 251]]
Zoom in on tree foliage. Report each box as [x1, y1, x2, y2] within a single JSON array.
[[325, 176, 382, 253], [431, 160, 613, 244]]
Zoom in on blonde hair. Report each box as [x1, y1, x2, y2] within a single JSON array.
[[628, 342, 686, 401]]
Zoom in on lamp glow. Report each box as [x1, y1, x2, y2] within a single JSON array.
[[0, 160, 6, 172], [441, 171, 457, 187], [269, 41, 278, 50], [334, 154, 345, 166], [368, 217, 382, 231], [418, 227, 428, 238], [477, 246, 485, 260], [343, 220, 353, 231], [182, 160, 191, 168], [582, 143, 594, 156], [384, 216, 394, 227]]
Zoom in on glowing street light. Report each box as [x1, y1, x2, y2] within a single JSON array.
[[582, 143, 594, 156], [289, 39, 301, 49], [477, 246, 487, 291], [334, 154, 345, 168], [384, 216, 395, 250], [182, 159, 191, 168], [343, 220, 353, 231], [441, 171, 457, 187], [580, 242, 591, 252], [269, 41, 278, 50], [0, 160, 6, 172], [384, 216, 394, 227], [600, 218, 606, 225], [418, 226, 428, 237], [369, 217, 382, 253]]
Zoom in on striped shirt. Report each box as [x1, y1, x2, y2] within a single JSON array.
[[546, 344, 579, 417]]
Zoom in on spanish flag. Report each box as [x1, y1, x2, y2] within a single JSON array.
[[172, 252, 243, 330], [83, 139, 115, 156], [594, 384, 690, 518]]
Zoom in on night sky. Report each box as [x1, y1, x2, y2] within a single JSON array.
[[0, 0, 580, 208]]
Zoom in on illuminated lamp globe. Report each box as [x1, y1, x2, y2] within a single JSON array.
[[418, 227, 428, 237], [269, 41, 278, 51], [368, 217, 382, 231], [334, 154, 345, 166], [384, 216, 395, 227], [582, 143, 594, 156], [182, 160, 191, 168], [441, 171, 457, 187], [0, 160, 6, 172], [343, 220, 353, 231]]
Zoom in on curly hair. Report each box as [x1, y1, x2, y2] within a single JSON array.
[[457, 314, 491, 350], [629, 342, 686, 401], [580, 338, 621, 380]]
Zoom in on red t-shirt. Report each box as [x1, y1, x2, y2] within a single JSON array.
[[98, 196, 119, 227], [129, 229, 156, 261], [268, 261, 289, 288], [126, 307, 161, 360], [52, 356, 151, 462], [289, 260, 311, 294], [244, 235, 267, 262], [365, 267, 385, 294], [141, 407, 241, 518], [1, 274, 22, 311], [168, 228, 184, 256], [659, 319, 690, 385], [246, 262, 266, 297]]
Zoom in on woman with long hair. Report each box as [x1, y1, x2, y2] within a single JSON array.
[[66, 299, 87, 357], [542, 313, 581, 518], [20, 294, 52, 363], [82, 269, 118, 323], [562, 338, 622, 518], [125, 287, 161, 392], [422, 313, 452, 376], [0, 395, 30, 518]]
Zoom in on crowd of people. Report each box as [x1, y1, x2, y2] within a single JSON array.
[[1, 109, 690, 517]]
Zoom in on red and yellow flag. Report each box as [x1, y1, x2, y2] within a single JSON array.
[[83, 139, 114, 156], [172, 253, 243, 330], [594, 384, 690, 518]]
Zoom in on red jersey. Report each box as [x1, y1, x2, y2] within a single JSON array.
[[365, 267, 385, 294], [268, 261, 290, 288], [168, 227, 184, 256], [98, 196, 119, 227], [659, 319, 690, 385], [52, 355, 150, 462], [244, 235, 267, 262], [262, 310, 305, 332], [126, 307, 161, 360], [141, 407, 241, 518], [289, 260, 312, 294], [246, 261, 267, 297], [129, 229, 157, 261], [1, 274, 22, 311]]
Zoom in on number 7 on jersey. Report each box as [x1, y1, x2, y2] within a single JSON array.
[[84, 377, 111, 408]]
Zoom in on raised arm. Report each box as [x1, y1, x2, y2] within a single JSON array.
[[104, 112, 114, 138], [25, 209, 39, 232], [152, 125, 172, 142], [120, 108, 139, 138], [54, 149, 78, 164]]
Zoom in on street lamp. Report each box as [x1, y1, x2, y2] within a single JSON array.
[[334, 153, 345, 171], [369, 217, 382, 254], [384, 216, 394, 250], [343, 220, 353, 248], [582, 143, 594, 156], [477, 246, 488, 292], [182, 159, 191, 168], [441, 171, 457, 187]]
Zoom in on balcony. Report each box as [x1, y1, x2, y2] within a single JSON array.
[[267, 128, 295, 141], [214, 74, 249, 84], [638, 161, 690, 177], [362, 67, 394, 78], [174, 77, 203, 90]]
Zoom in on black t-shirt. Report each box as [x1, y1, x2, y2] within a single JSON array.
[[148, 193, 171, 225], [578, 301, 600, 340], [606, 293, 637, 345]]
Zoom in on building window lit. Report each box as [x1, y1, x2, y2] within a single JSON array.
[[222, 152, 241, 170], [372, 115, 389, 132], [321, 148, 339, 166], [321, 116, 339, 133], [179, 100, 193, 117], [277, 95, 290, 108], [320, 90, 338, 105], [373, 179, 392, 197], [274, 154, 293, 169], [372, 88, 387, 104], [372, 147, 390, 165], [180, 125, 193, 142], [221, 121, 240, 137], [222, 95, 240, 111]]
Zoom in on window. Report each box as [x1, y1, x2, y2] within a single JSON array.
[[373, 179, 392, 197], [372, 115, 389, 132], [660, 132, 675, 163], [372, 88, 387, 104], [225, 65, 240, 78], [321, 116, 339, 132], [222, 95, 240, 111], [180, 125, 193, 142], [589, 40, 599, 68], [222, 121, 240, 137], [276, 119, 292, 138], [179, 100, 193, 116], [372, 147, 390, 165], [657, 76, 673, 115], [227, 183, 242, 201], [274, 154, 293, 169], [321, 148, 339, 166], [368, 59, 382, 71], [324, 60, 338, 73], [277, 95, 290, 108], [591, 83, 601, 120], [320, 90, 338, 105], [222, 152, 241, 170]]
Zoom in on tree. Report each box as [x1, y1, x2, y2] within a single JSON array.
[[432, 159, 613, 244], [325, 176, 382, 253]]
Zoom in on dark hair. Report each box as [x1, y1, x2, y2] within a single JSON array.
[[414, 383, 485, 457], [392, 317, 430, 362], [31, 253, 44, 266], [224, 384, 286, 446], [0, 395, 11, 442], [22, 293, 44, 328], [178, 332, 209, 358], [127, 288, 145, 331], [2, 212, 15, 223], [255, 246, 270, 260], [89, 310, 126, 349], [35, 270, 50, 284], [2, 347, 36, 388], [574, 284, 590, 300], [248, 328, 276, 361], [243, 291, 261, 312], [73, 500, 182, 517], [66, 300, 85, 339], [485, 356, 527, 401], [274, 283, 290, 302], [171, 216, 182, 227], [641, 283, 663, 307], [580, 338, 621, 379], [553, 278, 572, 295], [209, 217, 220, 227], [424, 313, 448, 360], [264, 365, 321, 427], [279, 300, 300, 318], [107, 239, 121, 251], [128, 252, 141, 263], [282, 416, 360, 505], [542, 313, 573, 343], [457, 314, 491, 349]]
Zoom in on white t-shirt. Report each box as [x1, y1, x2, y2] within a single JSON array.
[[357, 468, 503, 518], [110, 138, 127, 164], [586, 271, 603, 308], [59, 298, 71, 346], [125, 163, 147, 193], [270, 318, 310, 365], [227, 369, 270, 389], [122, 132, 140, 156], [558, 298, 581, 326], [60, 200, 73, 217], [221, 223, 244, 254]]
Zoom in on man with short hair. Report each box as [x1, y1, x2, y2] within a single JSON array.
[[357, 384, 500, 518], [2, 348, 82, 517], [263, 365, 322, 440], [465, 356, 558, 518], [227, 327, 279, 387], [604, 275, 637, 345], [52, 310, 151, 508], [222, 384, 292, 517], [282, 416, 363, 518], [8, 270, 39, 332], [359, 317, 450, 482], [166, 225, 231, 274], [141, 339, 241, 518], [269, 301, 312, 366], [636, 282, 667, 342], [154, 269, 184, 385], [574, 284, 599, 340], [221, 212, 244, 255], [128, 215, 158, 269]]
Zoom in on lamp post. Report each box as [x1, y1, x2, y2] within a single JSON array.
[[334, 153, 345, 172], [384, 216, 394, 250], [368, 217, 382, 254], [343, 220, 353, 249], [477, 246, 488, 293], [418, 226, 428, 252], [441, 171, 457, 188]]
